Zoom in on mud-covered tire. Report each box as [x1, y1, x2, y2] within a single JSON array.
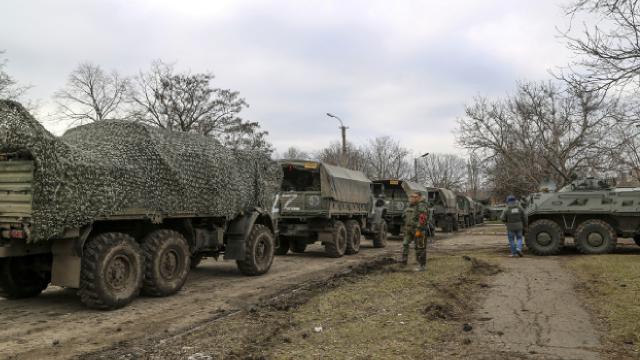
[[237, 224, 275, 276], [575, 219, 617, 255], [291, 239, 307, 253], [325, 221, 347, 258], [142, 230, 191, 297], [373, 220, 388, 248], [79, 232, 143, 310], [190, 254, 203, 269], [345, 220, 361, 255], [275, 235, 290, 255], [0, 255, 50, 299], [525, 220, 564, 256]]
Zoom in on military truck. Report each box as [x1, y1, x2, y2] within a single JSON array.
[[487, 204, 506, 221], [276, 160, 381, 257], [372, 179, 428, 236], [456, 194, 473, 228], [0, 101, 280, 309], [427, 187, 458, 232], [473, 201, 485, 225], [526, 177, 640, 255]]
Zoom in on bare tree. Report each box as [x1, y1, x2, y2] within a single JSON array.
[[317, 141, 368, 172], [418, 153, 468, 190], [278, 146, 311, 160], [466, 152, 483, 198], [562, 0, 640, 92], [457, 81, 618, 196], [0, 50, 28, 100], [129, 60, 272, 153], [362, 136, 411, 180], [54, 62, 128, 124]]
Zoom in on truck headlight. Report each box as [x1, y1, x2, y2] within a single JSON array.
[[307, 195, 321, 207]]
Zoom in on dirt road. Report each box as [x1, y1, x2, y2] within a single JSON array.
[[0, 241, 400, 360]]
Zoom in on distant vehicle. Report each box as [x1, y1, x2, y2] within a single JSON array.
[[526, 177, 640, 255], [427, 187, 458, 232], [276, 160, 384, 257], [473, 201, 486, 225], [456, 194, 473, 228], [372, 179, 428, 236], [486, 204, 507, 221]]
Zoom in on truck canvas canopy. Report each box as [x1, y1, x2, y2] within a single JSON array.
[[320, 163, 372, 204]]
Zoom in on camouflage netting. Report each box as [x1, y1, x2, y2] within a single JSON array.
[[0, 100, 282, 242]]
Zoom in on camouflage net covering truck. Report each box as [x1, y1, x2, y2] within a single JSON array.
[[0, 101, 281, 309], [372, 179, 428, 236], [276, 160, 382, 257], [526, 177, 640, 255], [427, 187, 458, 232]]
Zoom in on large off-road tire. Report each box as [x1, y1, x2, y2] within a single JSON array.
[[452, 216, 459, 231], [373, 220, 388, 248], [237, 224, 275, 276], [345, 220, 361, 255], [291, 238, 307, 253], [634, 235, 640, 247], [0, 255, 50, 299], [275, 235, 290, 255], [574, 219, 617, 255], [525, 220, 564, 256], [325, 221, 347, 258], [390, 224, 401, 237], [79, 232, 144, 310], [142, 229, 191, 297]]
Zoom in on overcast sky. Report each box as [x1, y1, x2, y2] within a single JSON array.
[[0, 0, 574, 156]]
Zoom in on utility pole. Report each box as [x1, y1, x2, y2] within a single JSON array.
[[414, 152, 430, 182], [326, 113, 348, 167]]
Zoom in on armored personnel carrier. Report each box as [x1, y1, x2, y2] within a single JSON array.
[[526, 177, 640, 255]]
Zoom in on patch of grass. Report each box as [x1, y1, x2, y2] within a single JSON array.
[[270, 255, 496, 359], [567, 255, 640, 354]]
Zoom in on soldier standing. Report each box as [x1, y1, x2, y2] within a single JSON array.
[[402, 192, 429, 271]]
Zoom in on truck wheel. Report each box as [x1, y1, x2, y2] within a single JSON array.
[[237, 224, 275, 276], [291, 238, 307, 253], [142, 230, 191, 297], [373, 220, 388, 248], [575, 220, 617, 254], [79, 232, 143, 310], [325, 221, 347, 258], [525, 220, 564, 256], [634, 235, 640, 247], [345, 220, 361, 255], [275, 236, 290, 255], [452, 216, 459, 231], [0, 255, 50, 299]]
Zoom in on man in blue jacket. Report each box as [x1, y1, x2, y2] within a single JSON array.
[[500, 195, 527, 257]]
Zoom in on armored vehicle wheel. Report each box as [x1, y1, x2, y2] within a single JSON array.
[[190, 254, 203, 269], [525, 220, 564, 256], [237, 224, 275, 276], [325, 221, 347, 258], [291, 238, 307, 253], [142, 230, 191, 297], [275, 236, 290, 255], [634, 235, 640, 247], [345, 220, 361, 255], [575, 220, 617, 254], [373, 220, 388, 248], [0, 255, 50, 299], [79, 232, 143, 310]]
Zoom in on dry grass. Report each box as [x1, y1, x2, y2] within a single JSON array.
[[269, 255, 496, 359], [567, 254, 640, 355]]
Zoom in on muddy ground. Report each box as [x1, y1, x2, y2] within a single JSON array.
[[1, 226, 639, 359]]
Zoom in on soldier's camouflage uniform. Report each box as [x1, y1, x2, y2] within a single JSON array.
[[402, 199, 429, 267]]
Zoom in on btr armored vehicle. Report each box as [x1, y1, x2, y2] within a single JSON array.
[[276, 160, 381, 257], [427, 187, 458, 232], [372, 179, 428, 236], [0, 101, 280, 309], [526, 177, 640, 255]]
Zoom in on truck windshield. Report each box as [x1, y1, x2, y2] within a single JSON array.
[[281, 166, 321, 191]]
